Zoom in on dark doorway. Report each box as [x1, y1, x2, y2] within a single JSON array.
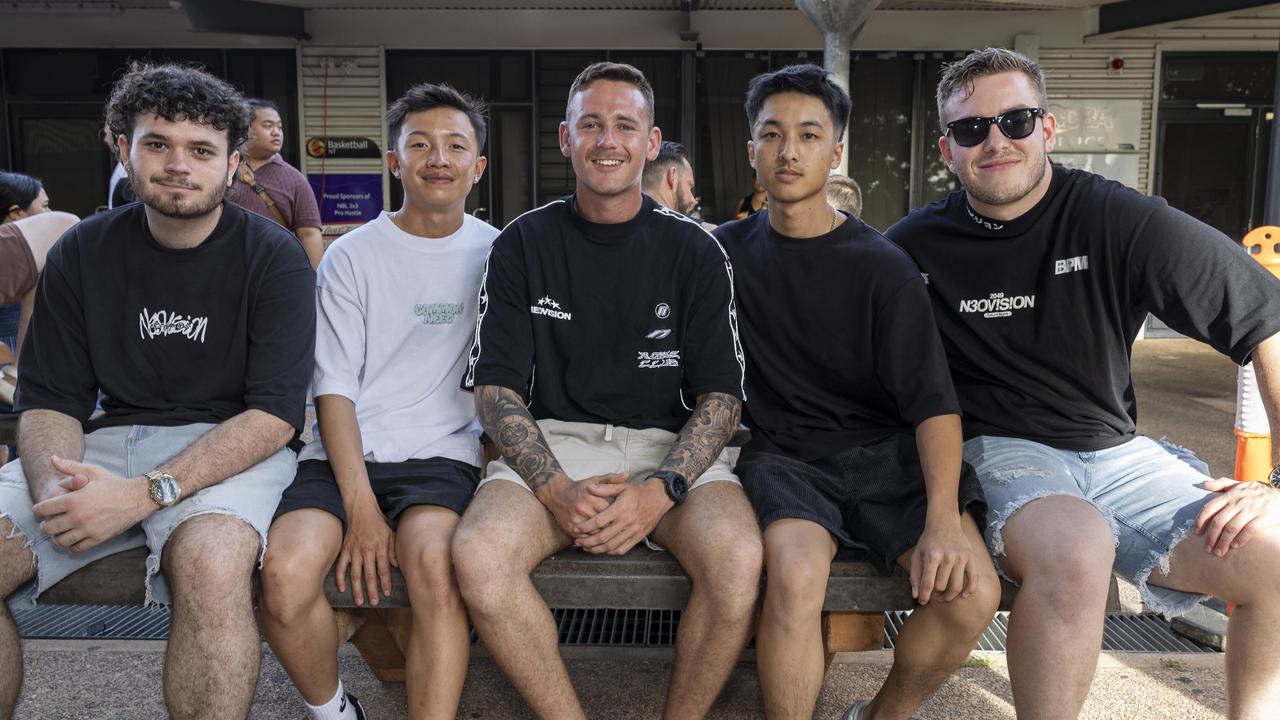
[[1149, 51, 1275, 337]]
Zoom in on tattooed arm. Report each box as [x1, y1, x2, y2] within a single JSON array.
[[475, 385, 618, 537], [573, 391, 742, 555], [654, 391, 741, 481]]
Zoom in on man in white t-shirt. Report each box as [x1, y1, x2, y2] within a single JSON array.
[[258, 83, 498, 720]]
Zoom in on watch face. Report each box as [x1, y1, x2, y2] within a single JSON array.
[[1269, 466, 1280, 489], [151, 474, 180, 506]]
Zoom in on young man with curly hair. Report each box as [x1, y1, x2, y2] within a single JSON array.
[[0, 63, 315, 720]]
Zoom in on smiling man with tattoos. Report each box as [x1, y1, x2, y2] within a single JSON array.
[[452, 61, 762, 720]]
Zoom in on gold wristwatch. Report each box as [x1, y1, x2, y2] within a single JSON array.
[[145, 469, 181, 508]]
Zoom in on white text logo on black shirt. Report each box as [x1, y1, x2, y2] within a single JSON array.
[[965, 204, 1004, 231], [531, 295, 572, 321], [655, 303, 671, 319], [638, 350, 680, 369], [139, 307, 208, 343], [958, 292, 1036, 319], [1054, 255, 1090, 275]]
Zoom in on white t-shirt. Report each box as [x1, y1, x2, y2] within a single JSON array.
[[299, 211, 498, 467]]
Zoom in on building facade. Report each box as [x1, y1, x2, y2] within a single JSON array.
[[1, 1, 1276, 243]]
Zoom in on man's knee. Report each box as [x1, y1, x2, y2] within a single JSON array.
[[164, 514, 261, 599], [688, 530, 763, 615], [451, 521, 522, 611], [259, 542, 331, 624], [764, 543, 830, 619], [0, 518, 36, 598], [1001, 497, 1114, 584], [929, 566, 1002, 639], [401, 532, 462, 613]]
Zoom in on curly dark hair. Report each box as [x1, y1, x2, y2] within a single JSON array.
[[105, 62, 250, 153]]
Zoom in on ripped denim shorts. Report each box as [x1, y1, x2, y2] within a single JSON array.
[[963, 434, 1214, 617], [2, 423, 295, 610]]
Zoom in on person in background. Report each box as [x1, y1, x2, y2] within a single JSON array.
[[104, 122, 136, 210], [230, 99, 325, 268], [0, 209, 79, 464], [0, 172, 50, 360], [642, 140, 715, 231], [826, 173, 863, 219], [734, 175, 767, 219]]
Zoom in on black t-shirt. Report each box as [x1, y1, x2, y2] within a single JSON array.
[[463, 194, 745, 433], [718, 211, 960, 461], [887, 164, 1280, 450], [16, 202, 316, 435]]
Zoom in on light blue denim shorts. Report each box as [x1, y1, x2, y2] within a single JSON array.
[[963, 434, 1214, 617], [1, 423, 296, 609]]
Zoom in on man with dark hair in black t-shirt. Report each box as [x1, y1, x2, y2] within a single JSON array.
[[888, 47, 1280, 718], [719, 63, 999, 720], [453, 61, 762, 719], [0, 63, 315, 719]]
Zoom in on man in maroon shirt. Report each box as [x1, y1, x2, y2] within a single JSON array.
[[230, 99, 324, 268]]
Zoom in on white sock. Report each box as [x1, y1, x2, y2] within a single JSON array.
[[305, 679, 357, 720]]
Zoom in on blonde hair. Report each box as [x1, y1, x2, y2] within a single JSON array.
[[826, 175, 862, 219]]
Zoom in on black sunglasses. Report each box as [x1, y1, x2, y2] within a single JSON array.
[[945, 107, 1046, 147]]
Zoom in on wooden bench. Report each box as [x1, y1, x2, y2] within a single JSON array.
[[34, 543, 1120, 681]]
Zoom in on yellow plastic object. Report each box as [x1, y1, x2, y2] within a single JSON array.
[[1242, 225, 1280, 280], [1233, 226, 1280, 482]]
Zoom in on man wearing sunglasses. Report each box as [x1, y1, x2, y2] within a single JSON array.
[[888, 46, 1280, 719]]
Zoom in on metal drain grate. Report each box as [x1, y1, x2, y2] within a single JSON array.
[[14, 604, 171, 640], [554, 608, 681, 646], [17, 606, 1214, 654], [885, 612, 1214, 653]]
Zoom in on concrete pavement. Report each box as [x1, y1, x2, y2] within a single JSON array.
[[16, 641, 1227, 719]]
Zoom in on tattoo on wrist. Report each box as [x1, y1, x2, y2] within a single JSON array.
[[659, 392, 740, 481], [477, 386, 565, 492]]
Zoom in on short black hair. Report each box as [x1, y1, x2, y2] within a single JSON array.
[[642, 140, 689, 189], [0, 171, 43, 215], [386, 83, 488, 152], [245, 98, 281, 119], [105, 62, 250, 152], [744, 64, 852, 139]]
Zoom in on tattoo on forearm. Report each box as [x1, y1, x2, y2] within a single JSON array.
[[477, 385, 565, 492], [659, 392, 741, 481]]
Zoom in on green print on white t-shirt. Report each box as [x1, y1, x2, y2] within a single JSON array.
[[415, 302, 465, 325]]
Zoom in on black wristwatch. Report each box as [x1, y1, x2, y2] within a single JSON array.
[[1267, 466, 1280, 491], [648, 470, 689, 505]]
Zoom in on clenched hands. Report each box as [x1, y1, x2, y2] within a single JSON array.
[[573, 476, 674, 555], [534, 472, 627, 538], [32, 455, 152, 553]]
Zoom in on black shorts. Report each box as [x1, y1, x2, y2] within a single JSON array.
[[736, 433, 986, 568], [273, 457, 481, 532]]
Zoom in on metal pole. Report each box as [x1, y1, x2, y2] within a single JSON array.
[[1265, 36, 1280, 225], [794, 0, 881, 177], [824, 31, 851, 176]]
